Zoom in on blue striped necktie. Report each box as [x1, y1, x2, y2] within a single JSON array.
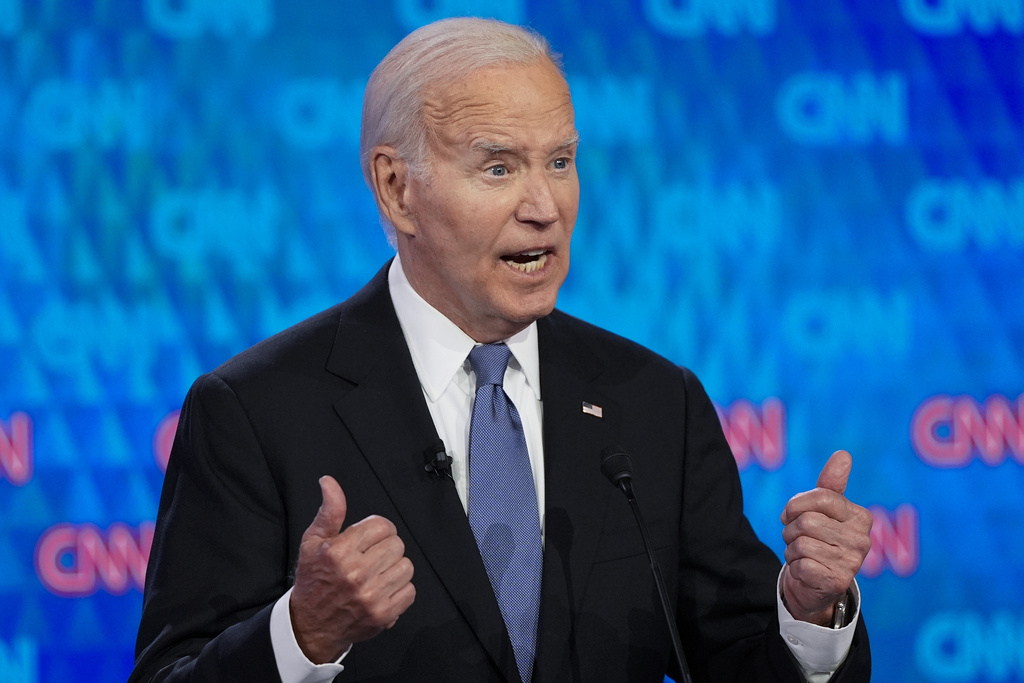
[[467, 343, 543, 683]]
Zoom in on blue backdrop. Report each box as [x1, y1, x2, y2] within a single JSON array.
[[1, 1, 1022, 681]]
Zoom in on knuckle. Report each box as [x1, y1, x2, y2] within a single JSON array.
[[791, 536, 813, 555], [367, 515, 398, 535], [800, 511, 826, 534], [397, 586, 416, 613], [347, 515, 393, 541], [808, 489, 829, 506], [365, 601, 392, 625], [787, 516, 806, 536], [382, 535, 405, 556], [787, 557, 809, 581], [338, 562, 368, 590], [353, 584, 379, 610], [325, 539, 351, 563]]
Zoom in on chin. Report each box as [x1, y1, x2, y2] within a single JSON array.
[[490, 286, 562, 330], [511, 301, 558, 325]]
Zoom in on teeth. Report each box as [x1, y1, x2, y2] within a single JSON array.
[[508, 252, 548, 273]]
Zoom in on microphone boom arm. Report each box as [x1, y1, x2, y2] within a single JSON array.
[[603, 448, 694, 683]]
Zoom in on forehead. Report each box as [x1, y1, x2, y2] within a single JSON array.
[[422, 59, 576, 148]]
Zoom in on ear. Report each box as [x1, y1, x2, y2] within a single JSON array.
[[371, 146, 417, 237]]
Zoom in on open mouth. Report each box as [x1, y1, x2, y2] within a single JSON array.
[[502, 249, 549, 273]]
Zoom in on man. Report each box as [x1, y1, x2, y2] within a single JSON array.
[[131, 17, 872, 683]]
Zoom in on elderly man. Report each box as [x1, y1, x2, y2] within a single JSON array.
[[131, 17, 872, 683]]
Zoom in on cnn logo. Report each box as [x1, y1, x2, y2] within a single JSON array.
[[35, 523, 154, 597], [912, 394, 1024, 468]]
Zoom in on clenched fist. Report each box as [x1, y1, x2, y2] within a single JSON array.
[[780, 451, 873, 626]]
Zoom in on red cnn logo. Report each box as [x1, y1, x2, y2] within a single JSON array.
[[912, 394, 1024, 468], [35, 523, 154, 597], [715, 398, 786, 471], [861, 504, 919, 578], [0, 412, 33, 486]]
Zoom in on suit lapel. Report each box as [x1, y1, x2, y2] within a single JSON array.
[[534, 313, 622, 681], [326, 266, 519, 682]]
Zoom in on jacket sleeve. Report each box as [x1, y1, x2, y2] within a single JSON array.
[[673, 368, 870, 683], [130, 373, 291, 683]]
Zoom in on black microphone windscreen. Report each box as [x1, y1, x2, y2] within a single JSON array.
[[600, 446, 633, 485], [423, 439, 451, 478]]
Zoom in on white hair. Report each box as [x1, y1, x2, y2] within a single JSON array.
[[360, 17, 563, 245]]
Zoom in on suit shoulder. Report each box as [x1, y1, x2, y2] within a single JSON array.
[[201, 265, 395, 394], [544, 309, 698, 385], [209, 302, 346, 385]]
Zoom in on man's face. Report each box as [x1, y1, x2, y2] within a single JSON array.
[[394, 58, 579, 343]]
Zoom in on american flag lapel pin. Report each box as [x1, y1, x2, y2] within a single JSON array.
[[581, 401, 603, 418]]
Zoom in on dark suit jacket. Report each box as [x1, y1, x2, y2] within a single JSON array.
[[131, 264, 870, 682]]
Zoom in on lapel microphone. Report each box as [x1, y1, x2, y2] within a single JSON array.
[[423, 439, 453, 479], [601, 446, 694, 683]]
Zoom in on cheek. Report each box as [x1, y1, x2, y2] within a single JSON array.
[[557, 180, 581, 218], [437, 194, 500, 238], [416, 200, 469, 253]]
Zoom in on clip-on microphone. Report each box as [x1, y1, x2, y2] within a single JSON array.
[[423, 439, 453, 479]]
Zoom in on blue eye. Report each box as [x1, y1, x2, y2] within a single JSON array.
[[553, 158, 569, 170], [488, 165, 508, 177]]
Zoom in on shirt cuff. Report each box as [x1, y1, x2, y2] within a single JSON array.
[[776, 569, 860, 682], [270, 587, 349, 683]]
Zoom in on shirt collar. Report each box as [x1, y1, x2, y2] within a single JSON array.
[[388, 256, 542, 402]]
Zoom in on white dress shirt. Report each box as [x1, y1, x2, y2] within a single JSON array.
[[268, 255, 859, 682]]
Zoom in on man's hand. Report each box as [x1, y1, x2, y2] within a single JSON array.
[[780, 450, 873, 626], [290, 475, 416, 663]]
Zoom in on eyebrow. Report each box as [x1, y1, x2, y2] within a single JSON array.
[[555, 132, 581, 152], [471, 132, 581, 156]]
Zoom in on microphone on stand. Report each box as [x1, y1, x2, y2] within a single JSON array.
[[601, 446, 693, 683]]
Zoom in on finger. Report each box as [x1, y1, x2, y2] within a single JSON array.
[[305, 475, 348, 541], [348, 532, 408, 579], [787, 554, 852, 605], [786, 554, 833, 589], [781, 510, 841, 545], [372, 556, 415, 602], [382, 582, 418, 630], [781, 488, 853, 525], [817, 450, 852, 495], [341, 514, 401, 554], [389, 581, 416, 619], [348, 559, 415, 631], [783, 534, 843, 568]]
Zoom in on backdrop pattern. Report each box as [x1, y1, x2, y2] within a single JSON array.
[[1, 1, 1022, 681]]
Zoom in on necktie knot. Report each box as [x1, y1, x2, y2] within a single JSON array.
[[469, 343, 511, 387]]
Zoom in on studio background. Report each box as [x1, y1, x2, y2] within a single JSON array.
[[0, 1, 1022, 681]]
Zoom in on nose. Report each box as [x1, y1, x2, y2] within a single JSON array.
[[515, 170, 560, 227]]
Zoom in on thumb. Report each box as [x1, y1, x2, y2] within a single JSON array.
[[816, 450, 852, 495], [306, 475, 348, 540]]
